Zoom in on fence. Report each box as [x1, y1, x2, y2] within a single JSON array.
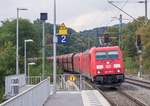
[[56, 74, 84, 91], [26, 76, 42, 85], [1, 78, 50, 106]]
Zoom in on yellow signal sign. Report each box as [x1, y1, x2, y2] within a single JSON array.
[[68, 75, 76, 81], [58, 23, 68, 35]]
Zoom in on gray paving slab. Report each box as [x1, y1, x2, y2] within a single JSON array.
[[44, 91, 84, 106]]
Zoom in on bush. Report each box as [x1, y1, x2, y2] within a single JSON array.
[[125, 57, 138, 74]]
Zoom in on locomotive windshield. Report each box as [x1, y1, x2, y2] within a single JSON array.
[[96, 51, 118, 60]]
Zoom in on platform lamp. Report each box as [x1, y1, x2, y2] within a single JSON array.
[[24, 39, 33, 78], [16, 8, 28, 75], [27, 62, 36, 84]]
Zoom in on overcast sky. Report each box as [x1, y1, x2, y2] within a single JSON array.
[[0, 0, 149, 31]]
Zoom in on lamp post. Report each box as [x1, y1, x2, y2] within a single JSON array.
[[24, 39, 33, 78], [53, 0, 57, 93], [27, 62, 36, 84], [16, 8, 28, 75], [138, 0, 148, 24], [145, 0, 148, 24]]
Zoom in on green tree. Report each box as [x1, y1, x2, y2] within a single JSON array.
[[0, 42, 15, 102]]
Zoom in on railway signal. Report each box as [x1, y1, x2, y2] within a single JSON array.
[[136, 34, 142, 51], [136, 34, 143, 78]]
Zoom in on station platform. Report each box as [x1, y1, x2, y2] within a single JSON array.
[[44, 90, 111, 106]]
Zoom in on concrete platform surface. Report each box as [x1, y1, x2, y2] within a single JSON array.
[[44, 90, 110, 106], [44, 91, 83, 106]]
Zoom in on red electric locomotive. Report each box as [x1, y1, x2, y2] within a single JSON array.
[[56, 46, 125, 86], [80, 46, 124, 85]]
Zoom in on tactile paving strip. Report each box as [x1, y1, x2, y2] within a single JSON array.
[[81, 90, 110, 106]]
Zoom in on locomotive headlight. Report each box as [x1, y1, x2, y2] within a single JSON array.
[[117, 69, 120, 73], [96, 65, 104, 69], [114, 64, 121, 68], [97, 71, 101, 74]]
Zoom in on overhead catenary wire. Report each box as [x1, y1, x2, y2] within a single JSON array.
[[107, 0, 140, 22]]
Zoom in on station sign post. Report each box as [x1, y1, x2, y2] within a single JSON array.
[[40, 13, 48, 80]]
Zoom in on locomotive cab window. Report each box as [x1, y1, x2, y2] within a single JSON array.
[[96, 52, 107, 60], [96, 51, 119, 60], [108, 51, 118, 59]]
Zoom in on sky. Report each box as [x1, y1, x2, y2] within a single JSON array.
[[0, 0, 150, 31]]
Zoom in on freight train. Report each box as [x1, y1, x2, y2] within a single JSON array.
[[55, 46, 125, 86]]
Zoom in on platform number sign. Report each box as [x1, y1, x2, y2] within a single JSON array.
[[57, 23, 69, 44], [57, 36, 68, 44]]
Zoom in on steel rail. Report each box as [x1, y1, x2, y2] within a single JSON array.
[[125, 77, 150, 85], [118, 90, 148, 106], [125, 77, 150, 89]]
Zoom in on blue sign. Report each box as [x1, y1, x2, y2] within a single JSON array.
[[57, 36, 68, 44]]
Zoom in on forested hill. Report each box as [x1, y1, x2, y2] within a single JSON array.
[[56, 27, 108, 55], [79, 27, 107, 37]]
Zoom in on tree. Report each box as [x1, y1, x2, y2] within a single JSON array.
[[0, 42, 15, 102], [136, 22, 150, 70]]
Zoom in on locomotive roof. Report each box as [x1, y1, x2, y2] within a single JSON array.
[[87, 46, 121, 54], [95, 46, 120, 50]]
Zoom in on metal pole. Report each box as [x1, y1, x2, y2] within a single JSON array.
[[42, 21, 45, 79], [119, 14, 122, 47], [16, 8, 19, 75], [145, 0, 148, 24], [80, 75, 82, 90], [53, 0, 57, 93], [138, 51, 143, 78], [28, 64, 29, 84], [24, 41, 27, 77]]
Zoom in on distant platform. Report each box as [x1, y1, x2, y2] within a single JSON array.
[[44, 90, 110, 106]]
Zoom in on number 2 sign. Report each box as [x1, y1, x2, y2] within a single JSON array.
[[57, 36, 68, 44]]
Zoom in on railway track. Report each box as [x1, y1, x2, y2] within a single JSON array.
[[125, 77, 150, 89], [84, 80, 148, 106]]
